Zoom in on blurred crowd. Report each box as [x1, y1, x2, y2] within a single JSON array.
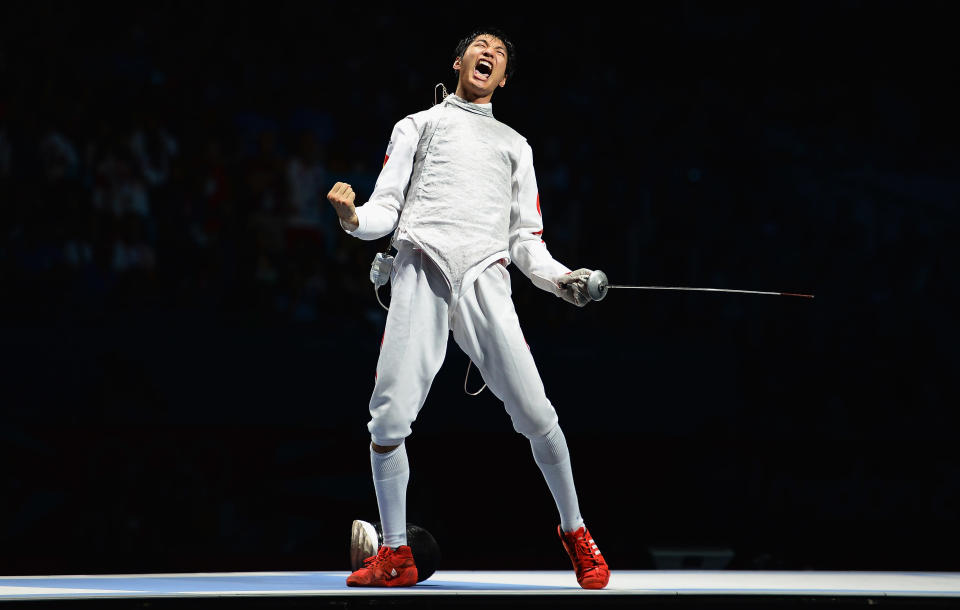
[[0, 94, 384, 324]]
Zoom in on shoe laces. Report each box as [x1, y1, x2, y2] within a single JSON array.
[[362, 546, 393, 570], [572, 533, 603, 569]]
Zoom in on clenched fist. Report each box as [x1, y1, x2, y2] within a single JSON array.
[[327, 182, 359, 231]]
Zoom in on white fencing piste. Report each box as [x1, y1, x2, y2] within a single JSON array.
[[1, 571, 959, 599]]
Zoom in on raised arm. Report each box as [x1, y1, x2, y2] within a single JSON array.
[[327, 117, 420, 241]]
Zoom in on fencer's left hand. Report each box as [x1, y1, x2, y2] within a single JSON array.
[[557, 268, 592, 307]]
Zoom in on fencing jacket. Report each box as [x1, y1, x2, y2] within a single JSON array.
[[342, 93, 571, 302]]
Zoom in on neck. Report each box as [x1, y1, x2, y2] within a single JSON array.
[[454, 83, 493, 105]]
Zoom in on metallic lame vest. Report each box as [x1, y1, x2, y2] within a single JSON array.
[[395, 94, 523, 296]]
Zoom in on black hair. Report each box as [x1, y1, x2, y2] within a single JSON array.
[[453, 27, 517, 82]]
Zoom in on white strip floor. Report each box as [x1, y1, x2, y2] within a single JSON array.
[[1, 571, 959, 600]]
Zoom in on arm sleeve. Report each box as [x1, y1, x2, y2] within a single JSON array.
[[508, 142, 571, 296], [340, 117, 419, 240]]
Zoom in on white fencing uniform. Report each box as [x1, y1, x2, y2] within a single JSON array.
[[343, 94, 572, 445]]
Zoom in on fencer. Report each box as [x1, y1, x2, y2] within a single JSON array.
[[327, 27, 609, 589]]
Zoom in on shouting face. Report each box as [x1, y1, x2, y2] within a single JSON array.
[[453, 34, 508, 102]]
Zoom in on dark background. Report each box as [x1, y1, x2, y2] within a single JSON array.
[[1, 1, 957, 575]]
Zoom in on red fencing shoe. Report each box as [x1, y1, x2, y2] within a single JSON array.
[[558, 525, 610, 589], [346, 545, 418, 587]]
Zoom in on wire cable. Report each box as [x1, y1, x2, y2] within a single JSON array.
[[464, 360, 487, 396]]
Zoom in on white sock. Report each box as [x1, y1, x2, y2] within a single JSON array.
[[530, 424, 584, 533], [371, 442, 409, 548]]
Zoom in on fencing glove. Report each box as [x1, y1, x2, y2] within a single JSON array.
[[557, 268, 592, 307]]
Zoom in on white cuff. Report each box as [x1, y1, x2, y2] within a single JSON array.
[[339, 209, 364, 235]]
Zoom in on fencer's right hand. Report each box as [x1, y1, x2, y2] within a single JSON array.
[[327, 181, 359, 231], [557, 268, 592, 307]]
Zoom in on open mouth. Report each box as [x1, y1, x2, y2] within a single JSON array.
[[474, 59, 493, 81]]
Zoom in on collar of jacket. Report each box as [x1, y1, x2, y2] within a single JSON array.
[[444, 94, 494, 118]]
